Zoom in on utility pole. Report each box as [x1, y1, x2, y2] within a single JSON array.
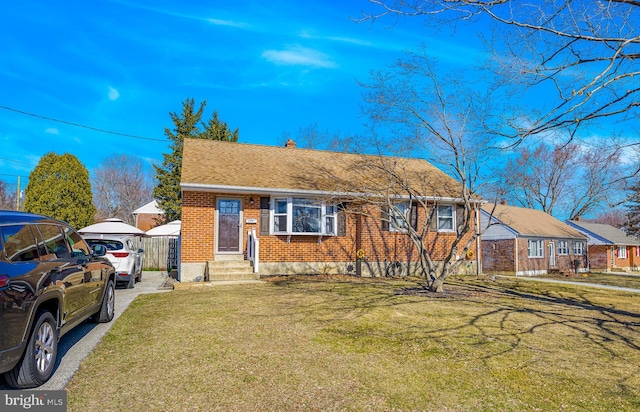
[[16, 176, 20, 211]]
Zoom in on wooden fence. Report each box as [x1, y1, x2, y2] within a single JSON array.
[[141, 237, 179, 270]]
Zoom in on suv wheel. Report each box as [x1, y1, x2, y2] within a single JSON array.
[[4, 311, 58, 388], [94, 279, 115, 323]]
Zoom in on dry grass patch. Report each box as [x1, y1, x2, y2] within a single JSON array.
[[67, 275, 640, 411]]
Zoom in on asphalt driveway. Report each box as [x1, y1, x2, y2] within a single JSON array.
[[0, 271, 169, 391]]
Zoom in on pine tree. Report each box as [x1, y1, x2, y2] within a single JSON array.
[[23, 153, 95, 228], [625, 180, 640, 237], [153, 98, 239, 222]]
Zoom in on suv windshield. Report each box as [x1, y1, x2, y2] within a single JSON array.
[[86, 239, 124, 251]]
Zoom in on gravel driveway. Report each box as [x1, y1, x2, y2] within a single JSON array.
[[0, 271, 170, 391]]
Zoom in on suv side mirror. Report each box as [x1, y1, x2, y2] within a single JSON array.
[[138, 248, 144, 253], [92, 244, 107, 257]]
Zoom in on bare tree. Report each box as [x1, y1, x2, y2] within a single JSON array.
[[585, 209, 628, 228], [93, 154, 153, 225], [360, 0, 640, 143], [0, 180, 17, 210], [326, 50, 498, 292], [496, 139, 626, 218], [281, 123, 359, 152]]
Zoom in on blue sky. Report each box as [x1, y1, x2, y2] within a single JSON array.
[[0, 0, 485, 193]]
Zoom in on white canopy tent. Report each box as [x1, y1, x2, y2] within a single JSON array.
[[145, 220, 181, 237], [78, 218, 145, 237]]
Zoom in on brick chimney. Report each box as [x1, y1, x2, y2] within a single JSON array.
[[500, 199, 507, 205], [574, 216, 581, 221], [285, 139, 296, 148]]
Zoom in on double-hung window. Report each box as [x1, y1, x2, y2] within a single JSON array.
[[528, 239, 544, 258], [573, 241, 585, 255], [389, 202, 409, 232], [557, 240, 568, 255], [437, 205, 455, 232], [273, 199, 288, 232], [616, 246, 627, 259], [272, 197, 337, 235]]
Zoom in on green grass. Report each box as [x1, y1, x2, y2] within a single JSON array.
[[67, 275, 640, 411]]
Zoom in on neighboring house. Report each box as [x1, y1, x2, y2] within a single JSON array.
[[179, 138, 480, 281], [133, 200, 164, 231], [565, 219, 640, 272], [480, 203, 588, 276]]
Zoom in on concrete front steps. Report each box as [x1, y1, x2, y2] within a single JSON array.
[[204, 258, 260, 282], [171, 256, 261, 290]]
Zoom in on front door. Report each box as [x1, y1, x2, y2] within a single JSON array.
[[549, 241, 556, 267], [217, 198, 242, 253]]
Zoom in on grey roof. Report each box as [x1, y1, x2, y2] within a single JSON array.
[[566, 221, 640, 246], [481, 204, 586, 240]]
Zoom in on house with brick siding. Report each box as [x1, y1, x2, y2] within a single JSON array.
[[565, 220, 640, 272], [179, 138, 480, 281], [133, 200, 164, 231], [480, 203, 588, 276]]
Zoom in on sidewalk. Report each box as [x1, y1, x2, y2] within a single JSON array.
[[495, 274, 640, 294]]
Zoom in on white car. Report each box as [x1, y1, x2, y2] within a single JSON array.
[[84, 236, 143, 288]]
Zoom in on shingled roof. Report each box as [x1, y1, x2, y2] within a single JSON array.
[[181, 139, 464, 199], [566, 221, 640, 246], [482, 203, 586, 239]]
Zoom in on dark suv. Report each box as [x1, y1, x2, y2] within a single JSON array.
[[0, 211, 116, 388]]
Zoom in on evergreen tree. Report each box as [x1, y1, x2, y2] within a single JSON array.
[[24, 153, 95, 228], [153, 98, 239, 222], [625, 180, 640, 237]]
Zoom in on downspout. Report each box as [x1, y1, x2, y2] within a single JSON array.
[[475, 204, 481, 275], [515, 237, 519, 277]]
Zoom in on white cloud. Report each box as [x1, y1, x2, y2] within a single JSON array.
[[108, 86, 120, 101], [207, 18, 251, 29], [45, 128, 59, 135], [262, 46, 337, 68], [298, 30, 374, 47]]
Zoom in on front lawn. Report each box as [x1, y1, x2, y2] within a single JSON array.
[[67, 276, 640, 411]]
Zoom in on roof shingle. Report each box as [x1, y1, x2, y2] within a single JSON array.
[[482, 203, 586, 239], [181, 139, 463, 198], [566, 221, 640, 246]]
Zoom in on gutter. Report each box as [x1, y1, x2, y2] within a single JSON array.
[[180, 182, 481, 204]]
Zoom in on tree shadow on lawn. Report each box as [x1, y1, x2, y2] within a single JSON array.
[[268, 275, 640, 360], [398, 280, 640, 358]]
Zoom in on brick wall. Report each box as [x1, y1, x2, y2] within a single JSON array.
[[181, 191, 216, 262], [482, 237, 588, 275], [481, 239, 515, 273], [181, 191, 478, 266], [588, 245, 610, 271], [135, 213, 164, 231]]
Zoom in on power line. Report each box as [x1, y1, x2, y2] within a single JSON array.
[[0, 156, 38, 167], [0, 105, 167, 142]]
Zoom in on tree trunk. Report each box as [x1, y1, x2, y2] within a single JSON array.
[[429, 276, 444, 293]]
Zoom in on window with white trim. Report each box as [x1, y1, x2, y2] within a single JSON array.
[[271, 197, 337, 235], [437, 205, 455, 232], [616, 246, 627, 259], [273, 198, 288, 232], [557, 240, 569, 255], [528, 239, 544, 258], [390, 202, 410, 232], [573, 241, 584, 255]]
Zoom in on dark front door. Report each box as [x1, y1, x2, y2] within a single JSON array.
[[217, 199, 241, 253]]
